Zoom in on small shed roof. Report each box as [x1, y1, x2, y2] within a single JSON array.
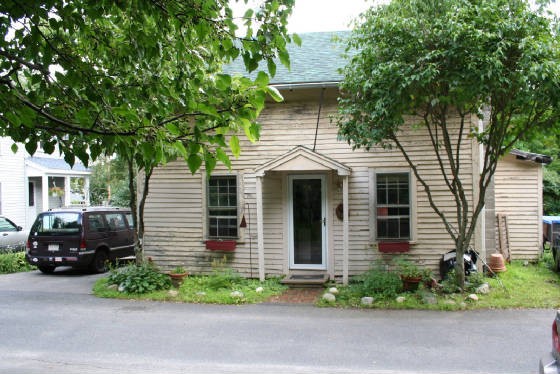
[[509, 149, 552, 165]]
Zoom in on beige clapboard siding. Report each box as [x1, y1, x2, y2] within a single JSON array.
[[493, 154, 543, 259], [143, 88, 477, 276]]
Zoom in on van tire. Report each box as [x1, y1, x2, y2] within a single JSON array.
[[38, 265, 56, 274], [90, 250, 109, 273]]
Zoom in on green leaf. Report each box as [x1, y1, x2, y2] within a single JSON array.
[[267, 59, 277, 77], [165, 123, 181, 136], [255, 71, 269, 87], [25, 141, 37, 156], [292, 33, 302, 47], [10, 143, 18, 154], [265, 86, 284, 102], [204, 151, 217, 174], [187, 153, 202, 174], [174, 141, 188, 159], [278, 50, 290, 69], [216, 148, 231, 169], [229, 135, 240, 158]]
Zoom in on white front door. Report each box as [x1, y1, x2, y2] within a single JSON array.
[[288, 175, 326, 270]]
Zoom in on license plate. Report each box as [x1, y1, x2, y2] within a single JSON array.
[[48, 244, 59, 252]]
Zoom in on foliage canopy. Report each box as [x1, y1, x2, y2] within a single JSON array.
[[338, 0, 560, 286]]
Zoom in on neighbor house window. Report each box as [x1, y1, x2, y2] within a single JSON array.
[[28, 182, 35, 207], [376, 172, 410, 240], [207, 176, 237, 238]]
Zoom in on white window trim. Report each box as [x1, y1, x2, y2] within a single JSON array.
[[369, 168, 417, 243], [202, 171, 244, 240]]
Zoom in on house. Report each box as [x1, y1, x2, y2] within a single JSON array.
[[0, 136, 91, 229], [141, 32, 549, 282]]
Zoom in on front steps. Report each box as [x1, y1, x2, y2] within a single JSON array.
[[281, 273, 329, 287]]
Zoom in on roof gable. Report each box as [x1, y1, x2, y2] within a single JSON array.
[[255, 145, 351, 176]]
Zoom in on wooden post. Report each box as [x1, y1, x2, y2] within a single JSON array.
[[256, 175, 265, 281], [343, 175, 349, 285]]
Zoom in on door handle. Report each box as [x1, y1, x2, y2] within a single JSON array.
[[323, 218, 326, 226]]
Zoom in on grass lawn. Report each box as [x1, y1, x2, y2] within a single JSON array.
[[93, 269, 287, 304], [320, 254, 560, 310], [92, 252, 560, 309]]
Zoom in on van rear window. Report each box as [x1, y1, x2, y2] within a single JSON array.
[[32, 213, 81, 235]]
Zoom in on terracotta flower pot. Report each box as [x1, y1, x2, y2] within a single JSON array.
[[401, 275, 422, 292], [168, 272, 188, 288]]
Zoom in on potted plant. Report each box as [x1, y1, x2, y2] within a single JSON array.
[[168, 266, 188, 288], [394, 257, 423, 292]]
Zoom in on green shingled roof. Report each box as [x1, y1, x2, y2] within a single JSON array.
[[223, 31, 350, 85]]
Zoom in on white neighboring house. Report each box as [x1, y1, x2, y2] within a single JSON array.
[[0, 137, 91, 230]]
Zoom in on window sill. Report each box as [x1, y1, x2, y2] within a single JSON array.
[[378, 241, 410, 253], [205, 240, 236, 251]]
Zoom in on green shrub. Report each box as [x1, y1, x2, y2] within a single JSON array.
[[107, 262, 171, 294], [0, 251, 35, 274], [350, 263, 402, 299], [203, 267, 241, 291]]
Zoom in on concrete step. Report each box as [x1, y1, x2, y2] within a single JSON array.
[[281, 273, 329, 287]]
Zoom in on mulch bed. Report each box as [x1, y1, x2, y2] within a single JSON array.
[[266, 287, 324, 304]]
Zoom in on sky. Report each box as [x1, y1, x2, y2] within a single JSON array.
[[233, 0, 560, 33]]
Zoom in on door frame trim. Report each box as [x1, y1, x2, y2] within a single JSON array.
[[287, 174, 327, 270]]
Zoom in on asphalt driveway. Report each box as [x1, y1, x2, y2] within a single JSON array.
[[0, 269, 555, 374]]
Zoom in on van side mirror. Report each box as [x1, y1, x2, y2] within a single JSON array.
[[17, 226, 23, 231]]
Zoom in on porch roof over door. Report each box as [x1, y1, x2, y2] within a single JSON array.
[[254, 145, 351, 177]]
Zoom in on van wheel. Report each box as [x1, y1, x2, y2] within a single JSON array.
[[38, 265, 56, 274], [90, 250, 109, 273]]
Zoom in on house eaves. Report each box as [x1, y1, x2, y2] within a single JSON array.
[[25, 157, 91, 176]]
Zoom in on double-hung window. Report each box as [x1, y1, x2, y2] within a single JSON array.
[[376, 172, 410, 240], [207, 176, 238, 238]]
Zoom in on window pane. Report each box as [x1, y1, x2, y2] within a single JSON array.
[[207, 176, 237, 238], [376, 172, 410, 240]]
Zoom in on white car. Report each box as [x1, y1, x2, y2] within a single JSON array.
[[0, 216, 28, 252]]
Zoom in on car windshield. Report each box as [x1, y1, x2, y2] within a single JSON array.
[[31, 213, 81, 235]]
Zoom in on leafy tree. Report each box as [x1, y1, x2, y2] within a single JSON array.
[[338, 0, 560, 287], [1, 0, 297, 260], [89, 156, 131, 207]]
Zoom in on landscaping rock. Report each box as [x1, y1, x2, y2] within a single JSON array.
[[118, 284, 125, 293], [459, 302, 467, 309], [422, 293, 438, 305], [361, 296, 374, 305], [230, 290, 244, 298], [443, 300, 456, 306], [322, 293, 336, 302], [396, 296, 406, 303], [168, 290, 179, 297], [255, 287, 264, 293], [107, 284, 118, 291], [196, 291, 206, 296], [475, 283, 490, 294], [467, 294, 479, 302], [328, 287, 339, 295]]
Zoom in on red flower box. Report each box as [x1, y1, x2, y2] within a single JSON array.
[[205, 240, 236, 251], [378, 242, 410, 253]]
